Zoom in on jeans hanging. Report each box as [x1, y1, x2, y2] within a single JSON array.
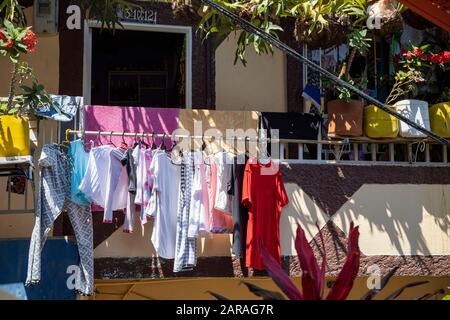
[[26, 144, 93, 296]]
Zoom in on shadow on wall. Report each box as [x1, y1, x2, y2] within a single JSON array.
[[335, 184, 450, 256], [280, 164, 450, 257]]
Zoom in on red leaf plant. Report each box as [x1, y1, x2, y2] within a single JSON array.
[[208, 222, 435, 300], [259, 222, 360, 300]]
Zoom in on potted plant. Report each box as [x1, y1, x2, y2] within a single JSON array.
[[0, 20, 55, 160], [387, 46, 450, 137], [430, 87, 450, 138], [325, 27, 371, 137]]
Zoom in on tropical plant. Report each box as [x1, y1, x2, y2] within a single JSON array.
[[208, 223, 436, 300], [79, 0, 139, 30], [386, 45, 450, 104], [199, 0, 376, 65], [0, 0, 26, 26], [0, 20, 56, 116]]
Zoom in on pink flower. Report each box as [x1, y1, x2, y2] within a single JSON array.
[[21, 29, 37, 52]]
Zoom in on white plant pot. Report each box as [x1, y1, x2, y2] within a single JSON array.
[[393, 99, 430, 138]]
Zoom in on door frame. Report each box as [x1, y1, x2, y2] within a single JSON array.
[[83, 20, 193, 109]]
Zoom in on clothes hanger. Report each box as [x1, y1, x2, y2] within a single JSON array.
[[58, 129, 71, 151], [202, 134, 211, 166], [108, 131, 116, 147], [139, 132, 149, 149], [133, 132, 139, 148], [97, 131, 103, 146], [151, 132, 157, 150], [257, 136, 271, 165], [118, 132, 128, 150], [159, 133, 167, 151]]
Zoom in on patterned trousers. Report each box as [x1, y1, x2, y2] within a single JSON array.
[[26, 145, 94, 296], [173, 153, 197, 272]]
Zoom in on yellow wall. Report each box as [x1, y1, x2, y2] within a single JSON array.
[[332, 184, 450, 256], [94, 182, 450, 258], [0, 7, 59, 97], [215, 33, 287, 112], [0, 6, 59, 239], [92, 276, 449, 300]]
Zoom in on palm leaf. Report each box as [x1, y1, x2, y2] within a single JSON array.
[[239, 281, 286, 300], [360, 266, 399, 300], [206, 290, 230, 300], [384, 281, 429, 300]]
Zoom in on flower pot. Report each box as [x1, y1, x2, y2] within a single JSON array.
[[393, 99, 430, 138], [364, 105, 399, 138], [429, 102, 450, 138], [0, 115, 31, 159], [327, 99, 363, 137]]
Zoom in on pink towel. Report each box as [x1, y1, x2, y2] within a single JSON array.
[[84, 105, 180, 146]]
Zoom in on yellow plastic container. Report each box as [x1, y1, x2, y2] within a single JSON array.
[[429, 102, 450, 138], [0, 115, 31, 158], [364, 105, 399, 138]]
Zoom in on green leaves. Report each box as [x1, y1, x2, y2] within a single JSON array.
[[347, 28, 371, 54]]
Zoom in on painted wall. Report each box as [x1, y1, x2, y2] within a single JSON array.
[[92, 276, 449, 300], [215, 33, 287, 112], [94, 164, 450, 280], [0, 7, 59, 97], [93, 181, 450, 258]]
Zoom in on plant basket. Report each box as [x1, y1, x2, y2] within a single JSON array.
[[327, 99, 363, 137], [430, 101, 450, 138], [0, 115, 30, 159], [368, 0, 403, 36], [172, 0, 203, 23], [294, 14, 350, 49], [364, 104, 399, 138], [393, 99, 430, 138]]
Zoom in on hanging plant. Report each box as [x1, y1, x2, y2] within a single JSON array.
[[172, 0, 204, 22], [366, 0, 404, 36], [291, 0, 352, 49]]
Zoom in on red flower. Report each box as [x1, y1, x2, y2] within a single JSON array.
[[406, 53, 413, 60], [400, 49, 407, 55], [0, 31, 5, 41], [413, 48, 423, 57], [441, 51, 450, 64], [430, 53, 441, 63], [21, 29, 37, 52], [6, 38, 14, 49]]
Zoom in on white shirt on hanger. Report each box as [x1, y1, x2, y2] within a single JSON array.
[[213, 151, 233, 215], [79, 145, 128, 223], [188, 151, 211, 238], [146, 152, 181, 259]]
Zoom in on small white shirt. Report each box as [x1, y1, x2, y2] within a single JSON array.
[[213, 152, 232, 214], [146, 152, 181, 259], [188, 151, 211, 238], [79, 145, 128, 223]]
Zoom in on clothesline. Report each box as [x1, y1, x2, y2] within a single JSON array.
[[66, 129, 261, 142], [66, 129, 435, 146]]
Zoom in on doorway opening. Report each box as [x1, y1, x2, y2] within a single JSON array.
[[89, 28, 188, 108]]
